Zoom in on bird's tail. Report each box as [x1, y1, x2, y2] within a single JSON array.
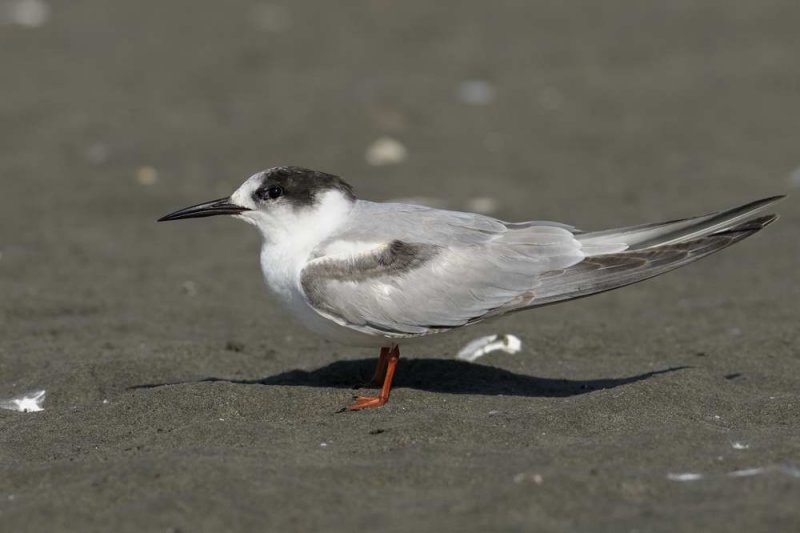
[[577, 195, 784, 253], [526, 197, 783, 307]]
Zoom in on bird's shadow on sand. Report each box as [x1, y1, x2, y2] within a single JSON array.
[[131, 358, 688, 398]]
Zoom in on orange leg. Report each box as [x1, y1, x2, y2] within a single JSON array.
[[346, 345, 400, 411], [368, 346, 392, 387]]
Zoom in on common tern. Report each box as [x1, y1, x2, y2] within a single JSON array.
[[159, 166, 783, 411]]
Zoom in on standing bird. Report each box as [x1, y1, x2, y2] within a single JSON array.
[[159, 166, 782, 411]]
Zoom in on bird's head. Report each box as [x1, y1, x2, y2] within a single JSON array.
[[158, 166, 357, 242]]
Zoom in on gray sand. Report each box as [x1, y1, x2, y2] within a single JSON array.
[[1, 1, 798, 531]]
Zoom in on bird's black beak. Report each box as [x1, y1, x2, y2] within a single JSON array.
[[157, 197, 250, 222]]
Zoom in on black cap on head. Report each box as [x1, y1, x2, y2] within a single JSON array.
[[252, 166, 355, 208]]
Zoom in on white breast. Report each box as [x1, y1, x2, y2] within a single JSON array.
[[254, 191, 387, 346], [260, 244, 386, 346]]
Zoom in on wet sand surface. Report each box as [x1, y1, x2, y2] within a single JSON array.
[[1, 1, 799, 531]]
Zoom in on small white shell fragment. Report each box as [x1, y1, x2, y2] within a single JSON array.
[[789, 165, 800, 189], [0, 390, 46, 413], [465, 197, 499, 215], [457, 80, 496, 105], [136, 166, 158, 186], [513, 472, 543, 485], [668, 465, 800, 481], [728, 467, 765, 478], [1, 0, 50, 28], [457, 334, 522, 362], [667, 472, 703, 482], [731, 442, 749, 450], [365, 137, 407, 166]]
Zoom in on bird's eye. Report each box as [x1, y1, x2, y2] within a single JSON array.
[[256, 186, 283, 201]]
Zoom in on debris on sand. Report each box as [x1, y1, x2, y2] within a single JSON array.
[[135, 166, 159, 186], [789, 165, 800, 189], [513, 472, 544, 485], [667, 472, 703, 482], [728, 467, 765, 478], [465, 196, 499, 215], [0, 390, 46, 413], [0, 0, 50, 28], [365, 137, 407, 166], [728, 465, 800, 479], [667, 465, 800, 482], [457, 334, 522, 362]]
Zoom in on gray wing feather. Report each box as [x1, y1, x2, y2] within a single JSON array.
[[302, 202, 587, 336], [327, 201, 582, 246], [327, 201, 506, 245], [302, 238, 585, 336], [493, 215, 777, 313]]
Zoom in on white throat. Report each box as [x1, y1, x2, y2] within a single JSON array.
[[243, 189, 355, 310]]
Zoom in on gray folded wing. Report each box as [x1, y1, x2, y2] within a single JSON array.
[[300, 199, 780, 338], [299, 201, 591, 337]]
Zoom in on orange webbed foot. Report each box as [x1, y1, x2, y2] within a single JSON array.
[[345, 395, 389, 411]]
